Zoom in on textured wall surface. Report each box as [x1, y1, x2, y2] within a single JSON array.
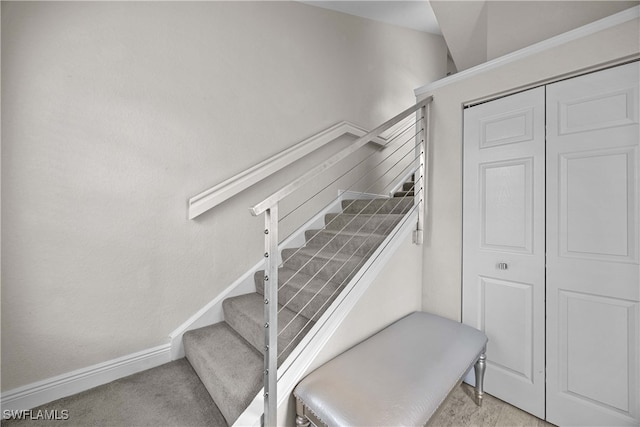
[[1, 1, 446, 391]]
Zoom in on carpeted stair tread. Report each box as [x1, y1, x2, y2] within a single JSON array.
[[393, 191, 414, 197], [283, 246, 365, 263], [281, 247, 366, 284], [183, 322, 262, 426], [324, 212, 404, 234], [0, 359, 227, 427], [402, 182, 415, 191], [181, 182, 416, 425], [341, 197, 413, 215], [254, 267, 343, 320], [223, 292, 314, 364], [304, 229, 386, 257]]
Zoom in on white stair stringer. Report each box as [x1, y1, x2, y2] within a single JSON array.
[[233, 205, 419, 427], [169, 190, 387, 359]]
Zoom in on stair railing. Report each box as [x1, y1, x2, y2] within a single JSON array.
[[250, 96, 432, 427]]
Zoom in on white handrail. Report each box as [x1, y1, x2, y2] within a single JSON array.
[[250, 97, 433, 217], [187, 121, 387, 219]]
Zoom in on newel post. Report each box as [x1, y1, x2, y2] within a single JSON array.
[[263, 204, 279, 426], [413, 102, 430, 245]]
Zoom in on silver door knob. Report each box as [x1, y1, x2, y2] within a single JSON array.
[[497, 263, 508, 270]]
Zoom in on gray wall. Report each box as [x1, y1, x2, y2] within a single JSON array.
[[1, 1, 446, 391]]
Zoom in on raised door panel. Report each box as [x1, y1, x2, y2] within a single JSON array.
[[480, 277, 534, 382], [480, 159, 533, 253], [480, 108, 534, 148], [558, 292, 638, 418], [559, 147, 638, 263], [559, 87, 638, 135]]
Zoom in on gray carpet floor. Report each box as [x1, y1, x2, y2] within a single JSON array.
[[1, 359, 227, 427]]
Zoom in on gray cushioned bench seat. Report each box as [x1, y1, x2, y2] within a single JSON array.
[[293, 311, 488, 426]]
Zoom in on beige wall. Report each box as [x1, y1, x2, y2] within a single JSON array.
[[419, 17, 640, 322], [1, 1, 446, 391], [486, 1, 639, 60], [433, 0, 638, 71], [430, 1, 489, 72]]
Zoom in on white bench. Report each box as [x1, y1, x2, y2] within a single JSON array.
[[293, 311, 488, 426]]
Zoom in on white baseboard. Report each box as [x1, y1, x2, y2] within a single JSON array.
[[389, 167, 418, 197], [3, 189, 403, 414], [1, 344, 171, 411], [169, 190, 386, 359], [168, 258, 265, 359]]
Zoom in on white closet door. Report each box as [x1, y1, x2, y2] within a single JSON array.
[[463, 87, 546, 418], [546, 62, 640, 427]]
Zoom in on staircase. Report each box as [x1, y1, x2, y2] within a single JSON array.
[[182, 184, 415, 426]]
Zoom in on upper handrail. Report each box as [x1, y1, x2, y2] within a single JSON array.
[[187, 121, 387, 219], [250, 96, 433, 216]]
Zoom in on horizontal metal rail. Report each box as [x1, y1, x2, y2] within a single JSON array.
[[250, 96, 433, 217]]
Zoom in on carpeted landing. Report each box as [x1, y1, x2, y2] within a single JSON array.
[[1, 359, 226, 427]]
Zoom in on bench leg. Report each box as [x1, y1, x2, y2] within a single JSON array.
[[296, 415, 310, 427], [473, 352, 486, 406], [295, 397, 310, 427]]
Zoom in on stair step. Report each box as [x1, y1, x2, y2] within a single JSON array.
[[393, 191, 414, 198], [324, 213, 404, 234], [255, 267, 343, 321], [305, 229, 386, 258], [281, 247, 366, 285], [223, 293, 314, 364], [402, 182, 415, 191], [341, 198, 413, 215], [183, 322, 262, 426], [182, 184, 415, 426]]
